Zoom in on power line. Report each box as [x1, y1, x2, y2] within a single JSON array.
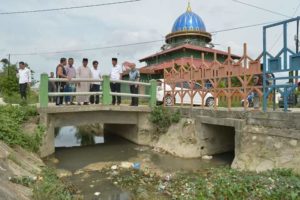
[[9, 20, 277, 56], [0, 0, 141, 15], [10, 40, 164, 56], [10, 20, 284, 56], [211, 20, 279, 34], [232, 0, 292, 18], [269, 1, 300, 51]]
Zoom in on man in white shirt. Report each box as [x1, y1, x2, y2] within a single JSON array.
[[90, 60, 102, 104], [110, 58, 123, 105], [16, 61, 31, 100]]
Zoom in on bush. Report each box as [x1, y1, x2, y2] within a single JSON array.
[[0, 105, 42, 152], [33, 168, 74, 200], [196, 168, 300, 200], [149, 106, 181, 133], [0, 64, 19, 95], [113, 167, 300, 200], [3, 90, 39, 104]]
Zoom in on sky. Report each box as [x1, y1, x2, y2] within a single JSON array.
[[0, 0, 299, 79]]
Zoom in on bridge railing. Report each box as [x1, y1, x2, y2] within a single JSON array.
[[39, 73, 157, 108]]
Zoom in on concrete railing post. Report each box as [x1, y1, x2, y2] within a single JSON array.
[[102, 75, 111, 105], [39, 73, 49, 108], [149, 79, 157, 108]]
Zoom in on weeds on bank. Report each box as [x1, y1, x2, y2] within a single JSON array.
[[9, 176, 37, 187], [9, 165, 76, 199], [3, 91, 39, 105], [0, 105, 43, 152], [113, 167, 300, 200], [196, 168, 300, 200], [32, 168, 76, 200], [149, 106, 181, 134]]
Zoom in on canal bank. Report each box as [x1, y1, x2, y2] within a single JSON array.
[[47, 126, 233, 199], [45, 125, 300, 200], [1, 105, 300, 200]]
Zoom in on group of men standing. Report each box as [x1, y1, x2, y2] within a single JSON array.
[[51, 57, 140, 106]]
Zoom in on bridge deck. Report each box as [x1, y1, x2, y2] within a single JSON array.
[[38, 103, 151, 114], [38, 103, 300, 114]]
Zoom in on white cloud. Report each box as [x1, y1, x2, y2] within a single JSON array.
[[0, 0, 299, 78]]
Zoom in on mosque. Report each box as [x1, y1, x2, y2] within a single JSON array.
[[137, 2, 240, 81]]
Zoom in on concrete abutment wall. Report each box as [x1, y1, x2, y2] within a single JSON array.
[[38, 106, 300, 173]]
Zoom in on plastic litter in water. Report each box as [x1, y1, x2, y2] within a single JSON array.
[[132, 162, 141, 169], [94, 192, 101, 196]]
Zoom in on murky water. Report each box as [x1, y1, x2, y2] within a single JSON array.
[[47, 126, 234, 199]]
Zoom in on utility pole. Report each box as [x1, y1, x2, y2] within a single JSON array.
[[296, 19, 299, 84], [7, 54, 10, 76]]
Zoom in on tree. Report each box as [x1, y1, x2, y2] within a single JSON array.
[[0, 59, 19, 95]]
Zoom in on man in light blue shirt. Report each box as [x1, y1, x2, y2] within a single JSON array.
[[124, 61, 140, 106]]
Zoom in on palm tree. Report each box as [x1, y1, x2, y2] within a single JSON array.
[[0, 58, 10, 66]]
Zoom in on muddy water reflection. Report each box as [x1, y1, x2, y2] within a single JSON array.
[[55, 126, 104, 148], [51, 126, 234, 199]]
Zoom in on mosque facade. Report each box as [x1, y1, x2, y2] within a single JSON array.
[[137, 2, 240, 81]]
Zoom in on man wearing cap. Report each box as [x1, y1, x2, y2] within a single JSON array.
[[76, 58, 92, 105], [123, 61, 140, 106], [110, 58, 123, 105]]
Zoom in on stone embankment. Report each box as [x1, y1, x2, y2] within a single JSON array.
[[0, 141, 44, 200]]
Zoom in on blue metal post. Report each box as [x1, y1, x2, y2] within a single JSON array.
[[283, 23, 288, 70], [263, 27, 268, 112]]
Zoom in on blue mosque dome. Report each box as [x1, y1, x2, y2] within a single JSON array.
[[171, 3, 206, 33]]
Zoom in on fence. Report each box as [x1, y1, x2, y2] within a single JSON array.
[[39, 74, 157, 108], [263, 17, 300, 112], [162, 43, 263, 110]]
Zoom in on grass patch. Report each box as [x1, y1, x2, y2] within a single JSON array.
[[196, 168, 300, 200], [32, 168, 75, 200], [9, 176, 36, 187], [149, 106, 181, 134], [113, 167, 300, 200], [3, 91, 38, 105], [0, 105, 43, 152], [7, 153, 22, 166]]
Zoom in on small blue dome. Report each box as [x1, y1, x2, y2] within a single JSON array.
[[172, 9, 206, 33]]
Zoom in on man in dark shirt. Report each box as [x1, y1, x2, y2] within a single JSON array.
[[56, 58, 68, 106]]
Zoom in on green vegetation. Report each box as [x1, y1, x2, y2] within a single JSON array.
[[0, 105, 43, 152], [33, 168, 75, 200], [10, 168, 77, 200], [113, 167, 300, 200], [149, 106, 181, 133], [3, 90, 39, 105], [196, 168, 300, 200], [0, 60, 38, 104], [9, 176, 37, 187]]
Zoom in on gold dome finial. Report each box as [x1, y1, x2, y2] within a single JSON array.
[[187, 0, 192, 12]]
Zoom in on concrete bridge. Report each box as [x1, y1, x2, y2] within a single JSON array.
[[38, 103, 300, 173], [38, 74, 300, 173], [39, 105, 151, 157]]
